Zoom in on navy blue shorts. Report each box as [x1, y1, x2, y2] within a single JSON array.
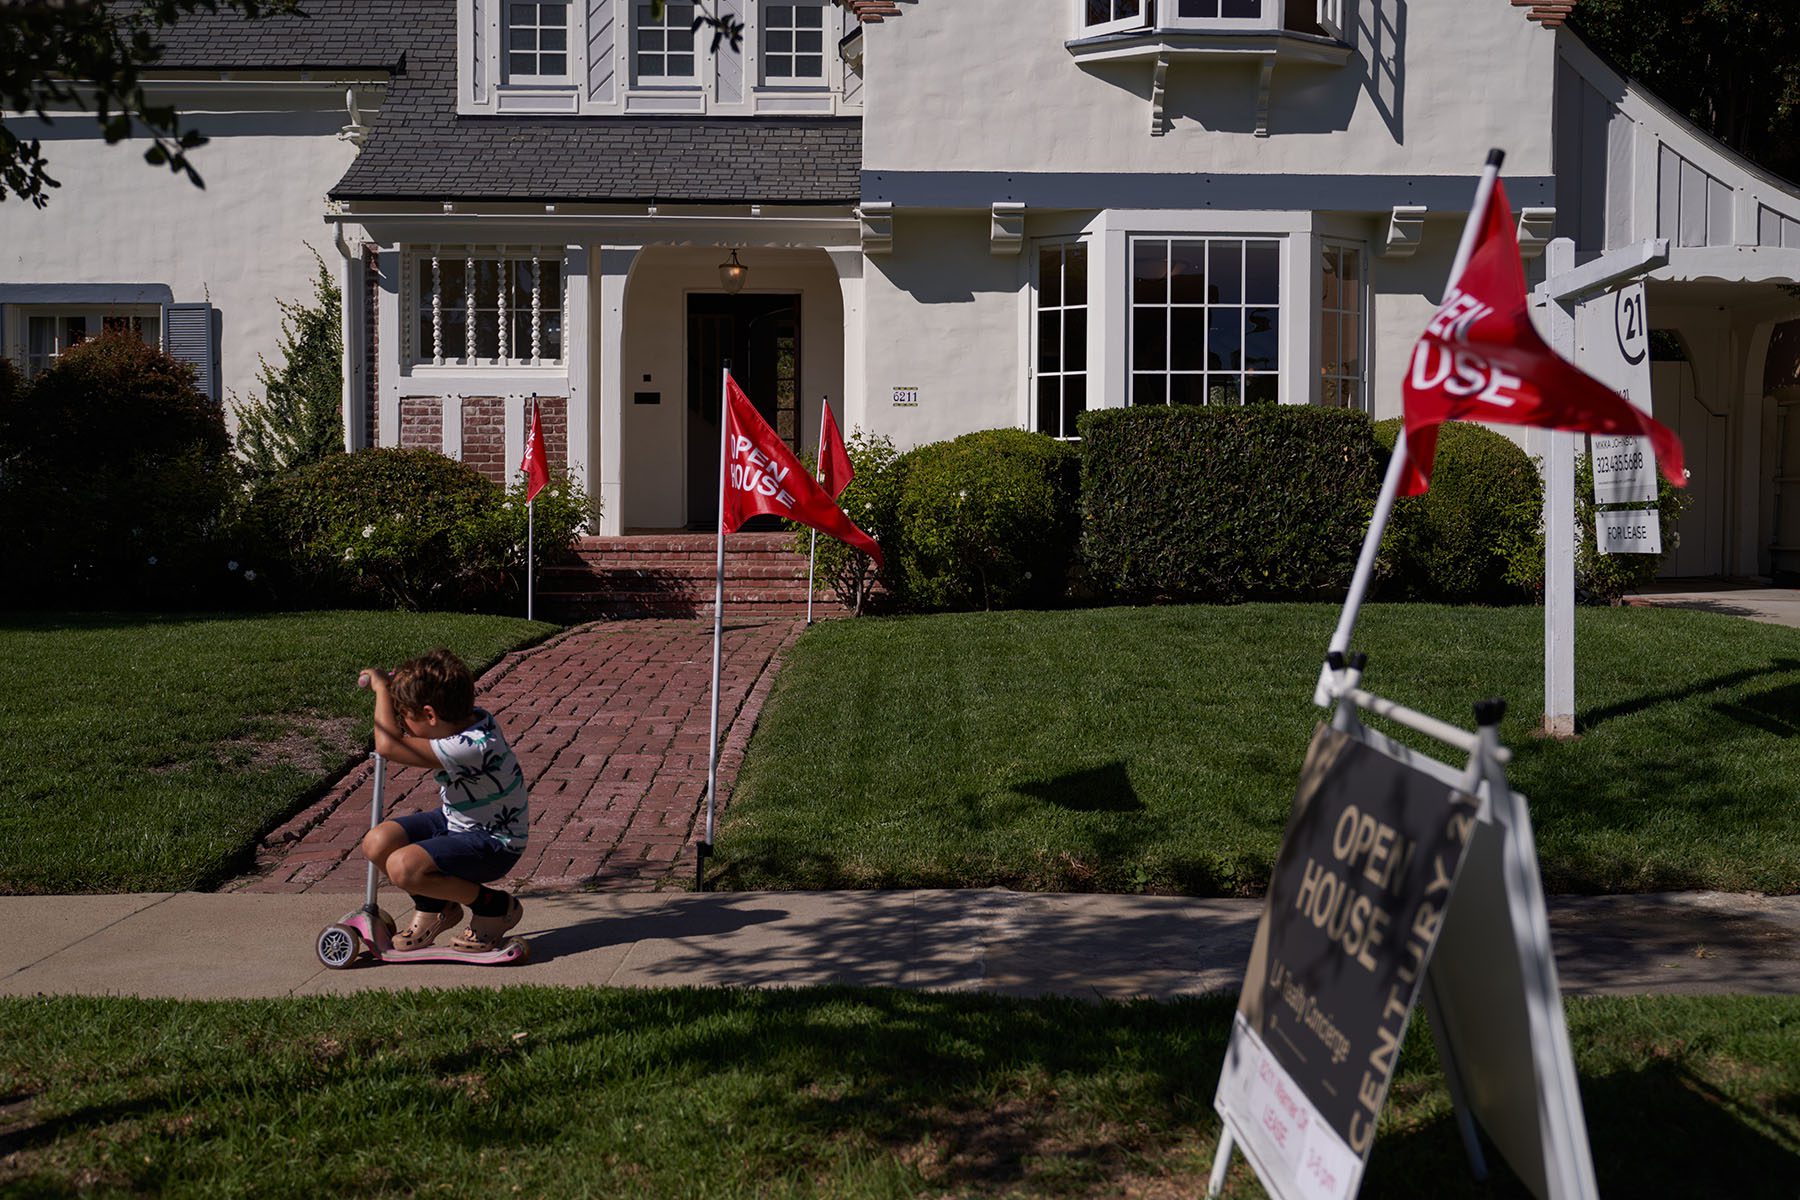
[[393, 810, 522, 884]]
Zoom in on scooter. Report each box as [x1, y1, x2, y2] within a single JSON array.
[[314, 682, 530, 969]]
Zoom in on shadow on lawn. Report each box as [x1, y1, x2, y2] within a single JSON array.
[[1014, 761, 1144, 813], [1574, 657, 1800, 732]]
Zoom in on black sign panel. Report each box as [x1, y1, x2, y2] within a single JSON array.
[[1236, 724, 1480, 1158]]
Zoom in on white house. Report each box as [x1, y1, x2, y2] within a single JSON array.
[[5, 0, 1799, 578]]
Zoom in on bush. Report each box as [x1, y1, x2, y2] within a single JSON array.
[[233, 250, 345, 483], [783, 428, 904, 615], [888, 429, 1079, 611], [0, 332, 237, 608], [1373, 420, 1543, 603], [1078, 405, 1382, 603], [1571, 452, 1690, 603], [246, 448, 593, 611]]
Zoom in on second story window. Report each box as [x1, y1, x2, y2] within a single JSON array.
[[506, 2, 570, 80], [1083, 0, 1145, 36], [763, 3, 826, 82], [635, 2, 697, 84]]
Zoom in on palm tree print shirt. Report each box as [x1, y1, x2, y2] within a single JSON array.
[[429, 708, 529, 850]]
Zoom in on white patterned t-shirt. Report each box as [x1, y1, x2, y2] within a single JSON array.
[[429, 709, 529, 849]]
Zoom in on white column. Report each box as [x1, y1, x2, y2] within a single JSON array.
[[443, 390, 464, 459], [336, 234, 364, 451], [829, 247, 866, 433], [1097, 223, 1129, 409], [1544, 237, 1578, 737], [595, 245, 640, 535], [1284, 216, 1321, 404], [563, 244, 594, 502], [378, 246, 402, 446]]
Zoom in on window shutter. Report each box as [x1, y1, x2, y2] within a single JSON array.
[[165, 302, 220, 402]]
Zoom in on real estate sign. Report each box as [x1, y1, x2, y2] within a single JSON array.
[[1215, 725, 1479, 1200], [1578, 282, 1659, 506]]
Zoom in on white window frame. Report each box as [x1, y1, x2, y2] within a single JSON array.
[[1077, 0, 1150, 37], [761, 1, 829, 86], [406, 246, 566, 370], [1319, 239, 1369, 411], [1128, 235, 1284, 407], [503, 1, 573, 83], [1159, 0, 1282, 33], [14, 305, 162, 379], [633, 0, 700, 87], [1032, 240, 1091, 440]]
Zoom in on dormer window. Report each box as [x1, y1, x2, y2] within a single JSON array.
[[506, 2, 570, 81], [763, 3, 827, 83], [635, 1, 698, 85]]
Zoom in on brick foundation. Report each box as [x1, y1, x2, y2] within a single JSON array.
[[537, 396, 569, 473], [461, 394, 506, 482], [399, 396, 443, 451]]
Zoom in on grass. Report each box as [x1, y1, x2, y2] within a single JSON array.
[[717, 603, 1800, 896], [0, 611, 555, 894], [0, 989, 1794, 1198]]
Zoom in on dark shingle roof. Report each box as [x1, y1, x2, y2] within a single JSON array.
[[143, 1, 422, 71], [324, 2, 859, 204]]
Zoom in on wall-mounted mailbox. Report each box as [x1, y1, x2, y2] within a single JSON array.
[[633, 391, 661, 405]]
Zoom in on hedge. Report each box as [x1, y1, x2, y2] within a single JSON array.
[[1078, 405, 1382, 603]]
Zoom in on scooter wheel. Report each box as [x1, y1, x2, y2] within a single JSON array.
[[316, 923, 361, 969], [508, 939, 531, 965]]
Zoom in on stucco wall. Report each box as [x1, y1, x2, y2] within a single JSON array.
[[0, 91, 361, 427], [861, 0, 1556, 180]]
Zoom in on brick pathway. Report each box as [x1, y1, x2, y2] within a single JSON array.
[[226, 618, 802, 895]]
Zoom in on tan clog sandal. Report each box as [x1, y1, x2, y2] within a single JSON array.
[[394, 903, 463, 951], [451, 896, 524, 953]]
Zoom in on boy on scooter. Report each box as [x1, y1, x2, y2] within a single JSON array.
[[357, 648, 528, 953]]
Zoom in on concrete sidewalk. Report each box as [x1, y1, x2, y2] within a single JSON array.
[[3, 889, 1796, 1003]]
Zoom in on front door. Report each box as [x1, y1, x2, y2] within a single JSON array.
[[686, 294, 802, 528]]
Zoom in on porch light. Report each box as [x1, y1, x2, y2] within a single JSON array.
[[719, 249, 748, 295]]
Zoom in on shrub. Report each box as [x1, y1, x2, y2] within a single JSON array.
[[1372, 420, 1543, 603], [233, 250, 345, 483], [783, 428, 904, 615], [888, 429, 1079, 611], [1079, 405, 1382, 603], [246, 448, 593, 611], [0, 332, 236, 608]]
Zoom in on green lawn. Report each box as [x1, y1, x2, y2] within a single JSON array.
[[0, 612, 555, 894], [718, 604, 1800, 895], [0, 989, 1793, 1198]]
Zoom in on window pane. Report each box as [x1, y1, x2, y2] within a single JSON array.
[[1086, 0, 1113, 22], [1207, 309, 1241, 370], [669, 3, 694, 21], [1063, 375, 1086, 438], [1039, 247, 1062, 307], [1208, 241, 1242, 303], [768, 59, 793, 78], [1245, 375, 1279, 405], [1064, 308, 1087, 371], [1340, 248, 1362, 309], [1320, 247, 1342, 308], [638, 27, 664, 50], [512, 3, 537, 22], [541, 52, 566, 74], [510, 52, 535, 74], [542, 2, 567, 19], [28, 316, 53, 361], [796, 54, 822, 76], [1245, 240, 1280, 303], [1222, 0, 1261, 18], [770, 5, 793, 23], [797, 30, 823, 51], [1179, 0, 1221, 15], [1065, 244, 1088, 303], [541, 309, 563, 361], [1133, 241, 1167, 303], [1170, 306, 1206, 371], [1206, 375, 1242, 405], [1132, 308, 1166, 371], [1320, 303, 1341, 372], [1170, 374, 1208, 406], [797, 4, 823, 27], [1338, 379, 1359, 409], [670, 53, 694, 74], [543, 28, 566, 51], [511, 28, 534, 49], [1244, 307, 1278, 370], [439, 257, 466, 299], [66, 315, 87, 344], [1038, 310, 1061, 373], [768, 30, 792, 51], [1132, 374, 1165, 405], [1169, 241, 1208, 305], [1038, 376, 1061, 436], [442, 309, 467, 359]]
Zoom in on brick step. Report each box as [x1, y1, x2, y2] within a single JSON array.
[[562, 555, 808, 571], [547, 563, 810, 582], [540, 593, 836, 620], [576, 534, 794, 553]]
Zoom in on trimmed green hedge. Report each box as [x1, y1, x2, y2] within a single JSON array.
[[1078, 405, 1382, 603], [1373, 419, 1543, 603], [889, 428, 1080, 611]]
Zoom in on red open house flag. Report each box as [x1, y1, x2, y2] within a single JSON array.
[[1400, 178, 1685, 496], [723, 374, 883, 568], [818, 402, 854, 499], [520, 400, 549, 502]]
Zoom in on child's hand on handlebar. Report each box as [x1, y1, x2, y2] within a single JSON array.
[[358, 668, 392, 691]]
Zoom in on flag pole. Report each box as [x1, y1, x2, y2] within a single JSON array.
[[526, 396, 536, 622], [806, 398, 827, 626], [1312, 148, 1505, 707], [699, 359, 731, 891]]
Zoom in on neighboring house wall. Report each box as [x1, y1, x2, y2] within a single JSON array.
[[0, 86, 367, 425]]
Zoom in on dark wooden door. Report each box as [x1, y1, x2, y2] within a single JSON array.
[[686, 293, 801, 528]]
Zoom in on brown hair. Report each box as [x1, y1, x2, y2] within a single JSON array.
[[390, 648, 475, 724]]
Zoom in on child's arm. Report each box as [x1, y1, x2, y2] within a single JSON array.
[[359, 669, 443, 770]]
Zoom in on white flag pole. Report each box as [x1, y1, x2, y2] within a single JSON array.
[[700, 360, 732, 890], [526, 397, 536, 622], [1312, 148, 1506, 707], [806, 398, 827, 626]]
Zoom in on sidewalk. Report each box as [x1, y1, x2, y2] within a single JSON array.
[[3, 888, 1796, 1002]]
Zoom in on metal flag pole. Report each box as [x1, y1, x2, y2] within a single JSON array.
[[806, 397, 827, 626], [699, 359, 732, 891], [1312, 147, 1507, 708], [526, 396, 537, 622]]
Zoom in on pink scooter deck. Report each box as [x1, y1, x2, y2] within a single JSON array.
[[317, 909, 529, 968]]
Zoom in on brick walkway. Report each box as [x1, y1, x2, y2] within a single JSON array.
[[226, 618, 802, 895]]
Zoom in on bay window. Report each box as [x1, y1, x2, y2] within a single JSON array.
[[1319, 242, 1367, 409], [1130, 237, 1281, 406], [1034, 242, 1089, 439]]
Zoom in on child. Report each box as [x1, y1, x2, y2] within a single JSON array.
[[358, 648, 528, 953]]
